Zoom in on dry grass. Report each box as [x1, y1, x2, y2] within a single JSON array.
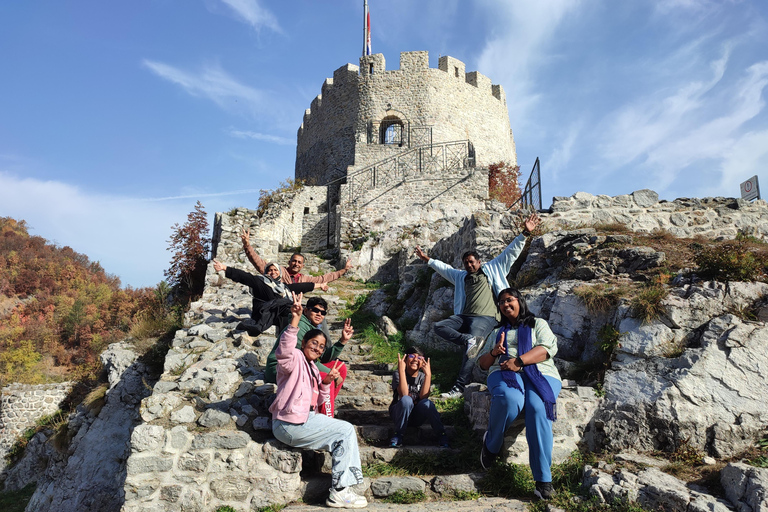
[[631, 285, 668, 323], [573, 283, 629, 314]]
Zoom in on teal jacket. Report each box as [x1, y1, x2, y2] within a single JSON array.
[[428, 233, 527, 315]]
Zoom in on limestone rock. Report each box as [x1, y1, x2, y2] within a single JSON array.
[[721, 462, 768, 512]]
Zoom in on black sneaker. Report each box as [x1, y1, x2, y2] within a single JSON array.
[[534, 481, 554, 500], [480, 432, 498, 469]]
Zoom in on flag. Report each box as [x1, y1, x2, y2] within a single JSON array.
[[366, 9, 371, 55]]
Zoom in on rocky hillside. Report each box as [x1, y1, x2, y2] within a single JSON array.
[[2, 191, 768, 512]]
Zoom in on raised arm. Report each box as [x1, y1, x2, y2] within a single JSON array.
[[241, 228, 268, 274], [419, 358, 432, 400]]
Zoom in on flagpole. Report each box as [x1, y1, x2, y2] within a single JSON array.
[[363, 0, 368, 57]]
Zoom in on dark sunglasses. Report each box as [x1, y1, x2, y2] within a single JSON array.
[[309, 307, 327, 316]]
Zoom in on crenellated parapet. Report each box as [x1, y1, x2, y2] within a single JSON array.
[[295, 51, 515, 187]]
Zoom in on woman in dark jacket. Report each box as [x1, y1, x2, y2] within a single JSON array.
[[212, 259, 326, 336]]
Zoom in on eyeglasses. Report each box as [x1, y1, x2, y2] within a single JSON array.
[[305, 339, 326, 351], [309, 307, 327, 316], [406, 354, 423, 360]]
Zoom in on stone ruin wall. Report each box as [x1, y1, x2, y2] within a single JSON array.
[[547, 190, 768, 241], [424, 190, 768, 269], [296, 51, 515, 186], [338, 168, 490, 254], [0, 382, 73, 467], [212, 185, 331, 264]]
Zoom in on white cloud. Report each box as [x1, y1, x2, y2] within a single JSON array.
[[217, 0, 282, 33], [143, 60, 268, 118], [475, 0, 582, 131], [547, 122, 581, 181], [228, 129, 294, 146], [0, 172, 258, 288], [596, 56, 768, 194]]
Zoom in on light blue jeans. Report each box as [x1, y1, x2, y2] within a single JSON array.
[[273, 414, 363, 489], [485, 371, 562, 482]]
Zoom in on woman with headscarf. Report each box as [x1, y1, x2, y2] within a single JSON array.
[[212, 259, 327, 336], [476, 287, 561, 501]]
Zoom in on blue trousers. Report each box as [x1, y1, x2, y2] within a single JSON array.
[[389, 396, 445, 436], [485, 371, 562, 482], [434, 314, 497, 389]]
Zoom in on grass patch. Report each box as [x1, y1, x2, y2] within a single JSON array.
[[0, 483, 36, 512], [630, 285, 667, 323], [425, 348, 463, 394], [252, 505, 286, 512], [451, 490, 481, 501], [434, 397, 470, 428], [382, 489, 427, 504], [480, 462, 534, 497], [573, 283, 628, 314], [593, 222, 631, 234]]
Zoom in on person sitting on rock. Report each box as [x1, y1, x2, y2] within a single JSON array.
[[265, 296, 352, 417], [270, 292, 367, 509], [213, 259, 327, 337], [241, 228, 353, 285], [414, 213, 541, 399], [389, 346, 449, 449], [476, 287, 561, 501]]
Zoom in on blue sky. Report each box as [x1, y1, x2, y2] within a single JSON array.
[[1, 0, 767, 288]]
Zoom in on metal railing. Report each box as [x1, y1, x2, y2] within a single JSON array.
[[344, 140, 475, 201], [509, 157, 542, 211]]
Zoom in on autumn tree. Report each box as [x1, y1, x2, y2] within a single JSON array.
[[164, 201, 210, 297], [488, 161, 522, 208]]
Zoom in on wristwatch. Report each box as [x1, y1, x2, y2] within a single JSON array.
[[514, 356, 525, 370]]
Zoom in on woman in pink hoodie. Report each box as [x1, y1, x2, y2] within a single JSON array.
[[270, 292, 367, 509]]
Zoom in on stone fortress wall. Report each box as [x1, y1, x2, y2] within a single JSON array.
[[547, 190, 768, 241], [0, 382, 73, 465], [296, 51, 516, 186]]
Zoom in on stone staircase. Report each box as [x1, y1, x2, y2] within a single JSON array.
[[124, 250, 600, 510]]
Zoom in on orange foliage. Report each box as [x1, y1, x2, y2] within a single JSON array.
[[0, 216, 160, 384], [488, 161, 522, 208]]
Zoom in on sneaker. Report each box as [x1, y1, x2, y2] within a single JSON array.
[[438, 432, 450, 448], [534, 481, 554, 500], [389, 435, 402, 448], [480, 431, 498, 469], [465, 336, 481, 358], [440, 386, 463, 399], [327, 487, 368, 508]]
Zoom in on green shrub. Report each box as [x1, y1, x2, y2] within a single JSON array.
[[597, 324, 621, 355], [693, 238, 768, 282]]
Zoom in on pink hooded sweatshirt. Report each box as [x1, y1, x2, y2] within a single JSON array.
[[269, 325, 331, 424]]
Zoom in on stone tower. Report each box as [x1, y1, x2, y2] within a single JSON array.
[[295, 51, 516, 186]]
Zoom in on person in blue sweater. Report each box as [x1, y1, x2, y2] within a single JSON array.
[[414, 213, 540, 399]]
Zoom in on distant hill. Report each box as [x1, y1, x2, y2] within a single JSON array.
[[0, 217, 161, 386]]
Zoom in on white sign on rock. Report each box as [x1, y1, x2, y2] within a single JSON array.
[[740, 175, 761, 201]]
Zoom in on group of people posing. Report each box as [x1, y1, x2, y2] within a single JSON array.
[[214, 212, 560, 507]]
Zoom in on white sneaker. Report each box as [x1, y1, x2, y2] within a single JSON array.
[[440, 386, 463, 399], [326, 487, 368, 508], [465, 336, 481, 358]]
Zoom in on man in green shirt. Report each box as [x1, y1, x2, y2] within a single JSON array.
[[414, 213, 540, 398]]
